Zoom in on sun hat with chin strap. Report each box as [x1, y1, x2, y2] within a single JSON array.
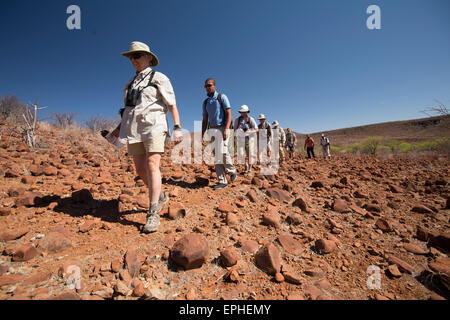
[[121, 41, 159, 67]]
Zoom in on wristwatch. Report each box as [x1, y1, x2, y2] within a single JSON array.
[[173, 124, 182, 130]]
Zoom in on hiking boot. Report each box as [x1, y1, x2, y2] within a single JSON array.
[[143, 209, 160, 233], [157, 191, 169, 212], [213, 183, 228, 190], [230, 173, 237, 183]]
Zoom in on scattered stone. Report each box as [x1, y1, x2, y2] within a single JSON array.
[[282, 271, 302, 285], [12, 244, 39, 262], [240, 240, 259, 254], [168, 204, 187, 220], [125, 247, 141, 278], [411, 205, 434, 215], [0, 228, 28, 241], [277, 234, 302, 256], [79, 220, 97, 233], [262, 210, 281, 228], [292, 197, 311, 213], [387, 255, 413, 274], [266, 188, 291, 202], [171, 234, 209, 270], [255, 243, 281, 276], [332, 199, 351, 213], [429, 233, 450, 253], [220, 247, 239, 267], [375, 218, 392, 232], [403, 243, 428, 255], [387, 264, 402, 278], [315, 239, 337, 254]]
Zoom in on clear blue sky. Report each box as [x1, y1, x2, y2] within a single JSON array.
[[1, 0, 449, 133]]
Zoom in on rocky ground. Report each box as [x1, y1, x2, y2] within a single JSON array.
[[0, 122, 449, 300]]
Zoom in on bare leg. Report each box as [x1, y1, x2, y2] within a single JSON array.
[[146, 152, 162, 205]]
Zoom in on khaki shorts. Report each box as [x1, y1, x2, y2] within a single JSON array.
[[127, 133, 167, 156]]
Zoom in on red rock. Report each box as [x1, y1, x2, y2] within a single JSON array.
[[446, 197, 450, 210], [195, 176, 209, 187], [315, 279, 331, 290], [171, 234, 209, 270], [332, 199, 351, 213], [168, 204, 186, 219], [0, 265, 8, 276], [403, 243, 428, 255], [251, 176, 264, 187], [428, 257, 450, 277], [287, 294, 305, 300], [119, 269, 132, 287], [266, 188, 291, 202], [375, 218, 392, 232], [15, 192, 44, 207], [79, 220, 97, 233], [262, 210, 281, 228], [286, 213, 302, 225], [429, 233, 450, 253], [274, 272, 284, 283], [136, 196, 149, 208], [305, 268, 324, 278], [0, 207, 11, 216], [240, 240, 259, 254], [43, 166, 58, 176], [218, 201, 235, 213], [12, 244, 39, 262], [364, 204, 381, 213], [303, 284, 322, 300], [411, 205, 434, 214], [0, 274, 26, 287], [310, 181, 324, 188], [255, 243, 281, 276], [132, 280, 146, 297], [282, 272, 302, 285], [226, 213, 239, 226], [21, 176, 35, 184], [416, 227, 435, 242], [47, 291, 81, 300], [23, 271, 52, 286], [72, 189, 93, 203], [37, 230, 73, 253], [387, 264, 402, 278], [292, 197, 311, 213], [111, 259, 121, 273], [315, 239, 337, 254], [387, 255, 413, 274], [0, 228, 28, 241], [277, 234, 302, 256], [389, 185, 404, 193], [114, 280, 130, 296], [246, 189, 258, 203], [125, 247, 141, 278], [353, 190, 368, 198], [220, 247, 238, 267]]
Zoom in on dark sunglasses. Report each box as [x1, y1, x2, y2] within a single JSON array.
[[130, 53, 145, 60], [205, 84, 214, 88]]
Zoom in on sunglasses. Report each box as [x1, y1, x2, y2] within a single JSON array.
[[130, 53, 145, 60]]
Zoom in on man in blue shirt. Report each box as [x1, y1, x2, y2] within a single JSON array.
[[202, 78, 237, 190]]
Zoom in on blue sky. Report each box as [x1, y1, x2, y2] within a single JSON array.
[[1, 0, 449, 133]]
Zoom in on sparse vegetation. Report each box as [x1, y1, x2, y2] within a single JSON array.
[[331, 137, 450, 155]]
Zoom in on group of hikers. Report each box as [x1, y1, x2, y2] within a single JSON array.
[[111, 41, 331, 233]]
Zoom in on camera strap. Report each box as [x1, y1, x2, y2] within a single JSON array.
[[127, 70, 156, 91]]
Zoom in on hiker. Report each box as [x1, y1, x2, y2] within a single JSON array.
[[201, 78, 237, 190], [320, 133, 331, 159], [111, 41, 183, 233], [257, 114, 272, 160], [234, 105, 258, 176], [272, 121, 286, 163], [285, 128, 297, 159], [304, 135, 315, 159]]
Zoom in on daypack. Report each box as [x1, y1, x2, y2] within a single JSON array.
[[203, 93, 233, 129]]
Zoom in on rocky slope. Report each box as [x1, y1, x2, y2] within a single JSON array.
[[0, 123, 449, 300]]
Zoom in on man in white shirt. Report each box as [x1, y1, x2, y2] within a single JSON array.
[[320, 133, 331, 159], [234, 105, 258, 176]]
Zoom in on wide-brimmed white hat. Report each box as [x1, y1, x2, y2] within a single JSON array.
[[121, 41, 159, 67], [272, 120, 279, 126], [238, 105, 250, 113], [258, 114, 266, 120]]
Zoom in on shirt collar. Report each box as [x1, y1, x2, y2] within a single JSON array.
[[136, 67, 152, 79], [207, 91, 218, 99]]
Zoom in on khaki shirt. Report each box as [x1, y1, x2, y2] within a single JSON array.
[[119, 67, 176, 144]]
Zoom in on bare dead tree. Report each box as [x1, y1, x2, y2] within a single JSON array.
[[421, 99, 449, 117], [21, 98, 47, 148], [85, 114, 119, 133], [51, 111, 77, 127]]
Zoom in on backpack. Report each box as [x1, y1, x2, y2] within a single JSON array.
[[203, 93, 233, 129], [258, 121, 272, 139]]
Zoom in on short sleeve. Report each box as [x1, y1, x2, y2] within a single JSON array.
[[250, 118, 257, 129], [221, 94, 231, 110], [155, 73, 176, 106]]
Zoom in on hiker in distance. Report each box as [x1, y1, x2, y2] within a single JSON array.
[[272, 121, 286, 163], [257, 114, 272, 160], [234, 105, 259, 176], [320, 133, 331, 159], [285, 128, 297, 159], [304, 135, 315, 159], [201, 78, 237, 190], [111, 41, 183, 233]]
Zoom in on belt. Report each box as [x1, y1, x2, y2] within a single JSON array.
[[209, 125, 224, 129]]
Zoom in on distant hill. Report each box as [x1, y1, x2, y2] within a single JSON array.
[[294, 115, 450, 146]]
